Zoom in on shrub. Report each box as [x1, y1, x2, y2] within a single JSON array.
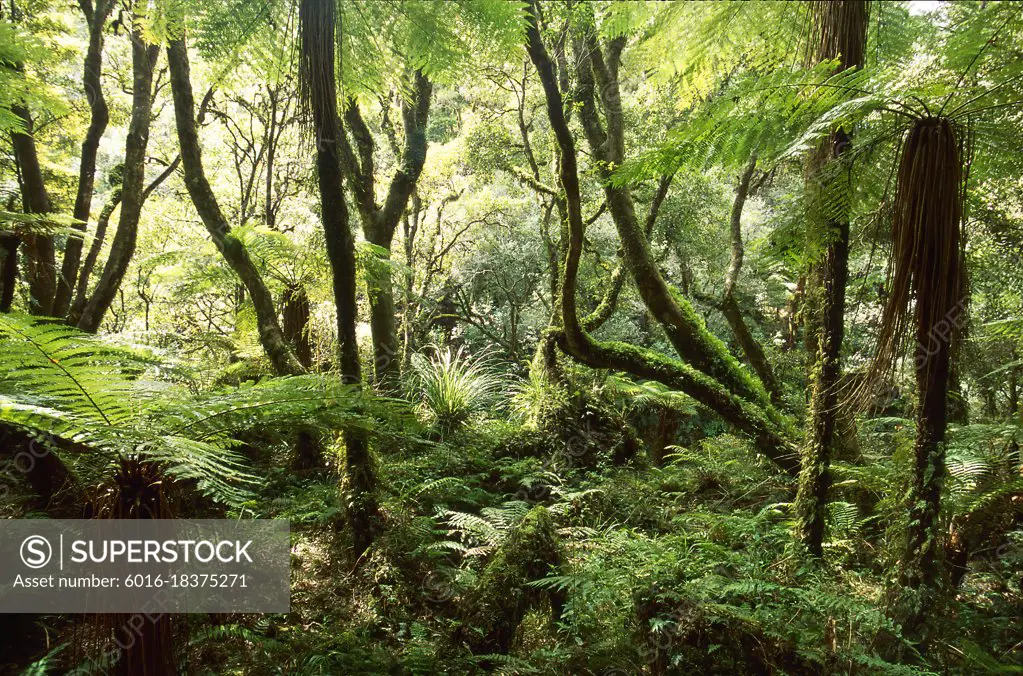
[[408, 346, 505, 434]]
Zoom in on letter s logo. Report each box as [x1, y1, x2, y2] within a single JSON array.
[[20, 535, 52, 569]]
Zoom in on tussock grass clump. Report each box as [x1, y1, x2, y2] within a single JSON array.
[[408, 346, 505, 435]]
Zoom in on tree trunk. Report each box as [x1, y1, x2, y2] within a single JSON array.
[[867, 116, 966, 651], [337, 72, 431, 393], [1010, 358, 1020, 466], [720, 296, 781, 400], [367, 259, 398, 385], [795, 0, 868, 558], [282, 284, 313, 369], [896, 284, 953, 640], [524, 1, 797, 475], [69, 191, 119, 324], [76, 31, 159, 333], [70, 158, 176, 326], [11, 105, 56, 315], [166, 37, 304, 377], [721, 155, 783, 404], [568, 21, 777, 417], [299, 0, 379, 557], [0, 234, 18, 312], [52, 0, 114, 318]]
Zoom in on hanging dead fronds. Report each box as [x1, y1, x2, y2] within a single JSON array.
[[851, 116, 970, 408]]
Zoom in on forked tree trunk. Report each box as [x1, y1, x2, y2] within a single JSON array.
[[337, 73, 432, 393], [299, 0, 379, 557], [70, 159, 177, 326], [77, 31, 160, 333], [69, 191, 120, 323], [52, 0, 115, 318], [569, 30, 773, 411], [524, 1, 797, 474], [795, 0, 869, 557], [524, 1, 798, 475]]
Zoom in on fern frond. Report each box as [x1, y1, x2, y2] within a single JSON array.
[[0, 315, 399, 507]]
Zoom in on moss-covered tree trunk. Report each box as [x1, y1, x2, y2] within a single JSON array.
[[166, 37, 304, 377], [52, 0, 115, 318], [282, 284, 314, 369], [299, 0, 379, 557], [77, 31, 160, 333], [524, 0, 797, 474], [795, 0, 868, 557], [337, 75, 431, 393], [568, 26, 772, 411]]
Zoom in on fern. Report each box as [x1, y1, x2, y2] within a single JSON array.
[[439, 500, 532, 558], [0, 314, 394, 506], [21, 643, 68, 676]]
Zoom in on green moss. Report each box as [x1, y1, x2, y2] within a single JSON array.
[[669, 286, 774, 409], [457, 506, 565, 655]]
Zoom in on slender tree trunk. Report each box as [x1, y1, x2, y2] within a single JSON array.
[[11, 105, 56, 315], [68, 191, 119, 324], [166, 37, 304, 376], [52, 0, 114, 317], [70, 158, 176, 325], [721, 155, 783, 403], [1010, 358, 1020, 466], [77, 31, 160, 333], [0, 234, 18, 312], [784, 276, 805, 350], [265, 87, 277, 228], [399, 195, 420, 368], [1007, 361, 1018, 418], [300, 0, 379, 557], [795, 0, 868, 557]]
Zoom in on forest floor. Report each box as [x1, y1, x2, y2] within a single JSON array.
[[180, 398, 1023, 674]]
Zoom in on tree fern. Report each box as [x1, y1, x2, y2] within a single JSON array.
[[0, 314, 396, 506]]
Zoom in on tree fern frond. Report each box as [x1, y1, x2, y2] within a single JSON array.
[[0, 315, 401, 507], [0, 313, 155, 426]]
